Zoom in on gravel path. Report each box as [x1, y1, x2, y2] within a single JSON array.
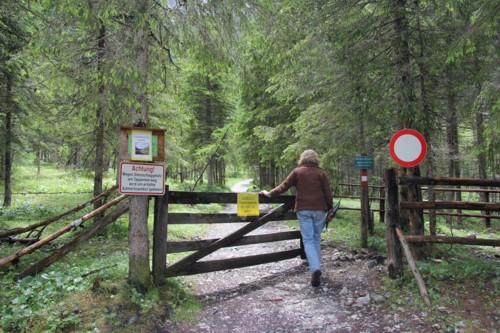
[[167, 180, 435, 332]]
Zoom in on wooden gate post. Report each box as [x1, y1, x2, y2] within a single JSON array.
[[385, 168, 403, 278], [360, 169, 369, 247], [153, 185, 169, 285]]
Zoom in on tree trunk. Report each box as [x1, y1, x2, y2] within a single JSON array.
[[128, 0, 152, 291], [94, 20, 106, 214], [445, 62, 462, 225], [128, 195, 152, 291], [3, 73, 13, 207], [415, 0, 436, 234]]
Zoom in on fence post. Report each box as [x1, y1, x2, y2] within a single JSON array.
[[379, 186, 385, 223], [385, 168, 403, 278], [360, 169, 369, 247], [153, 185, 169, 285]]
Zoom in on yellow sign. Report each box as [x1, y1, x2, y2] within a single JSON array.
[[237, 193, 260, 217]]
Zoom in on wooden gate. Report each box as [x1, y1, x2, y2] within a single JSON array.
[[152, 189, 303, 282]]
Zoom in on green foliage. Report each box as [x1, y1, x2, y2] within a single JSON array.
[[0, 271, 87, 332]]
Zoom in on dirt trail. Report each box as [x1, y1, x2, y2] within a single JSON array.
[[165, 180, 439, 332]]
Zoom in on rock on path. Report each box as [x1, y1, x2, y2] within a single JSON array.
[[166, 179, 433, 333]]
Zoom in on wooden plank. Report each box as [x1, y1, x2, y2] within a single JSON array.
[[165, 200, 295, 275], [0, 185, 118, 238], [153, 188, 168, 285], [398, 176, 500, 187], [422, 187, 500, 194], [423, 211, 500, 219], [395, 226, 432, 307], [168, 191, 295, 204], [166, 231, 302, 253], [168, 212, 297, 224], [166, 249, 302, 277], [405, 235, 500, 247], [15, 201, 129, 280], [0, 194, 128, 268], [400, 201, 500, 211], [385, 168, 403, 278]]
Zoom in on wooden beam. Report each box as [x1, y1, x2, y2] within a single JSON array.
[[166, 249, 302, 277], [165, 200, 295, 275], [0, 194, 128, 268], [385, 168, 403, 279], [166, 231, 302, 253], [168, 191, 295, 205], [401, 201, 500, 211], [395, 226, 432, 307], [398, 176, 500, 187], [405, 235, 500, 247], [15, 201, 129, 280], [167, 212, 297, 224], [0, 185, 118, 238]]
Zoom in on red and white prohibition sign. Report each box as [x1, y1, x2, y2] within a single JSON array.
[[389, 129, 427, 167]]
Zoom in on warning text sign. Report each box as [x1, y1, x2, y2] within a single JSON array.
[[119, 162, 165, 195], [237, 193, 260, 217]]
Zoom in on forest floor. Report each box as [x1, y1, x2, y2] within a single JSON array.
[[163, 180, 499, 333]]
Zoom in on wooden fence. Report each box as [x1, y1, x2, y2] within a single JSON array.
[[385, 168, 500, 278], [152, 188, 303, 284]]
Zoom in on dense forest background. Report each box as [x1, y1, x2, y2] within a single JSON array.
[[1, 0, 499, 205]]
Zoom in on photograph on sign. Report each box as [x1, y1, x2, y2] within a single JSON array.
[[389, 129, 427, 167], [131, 130, 153, 161]]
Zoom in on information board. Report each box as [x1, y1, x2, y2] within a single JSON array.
[[119, 162, 165, 195], [354, 155, 374, 170]]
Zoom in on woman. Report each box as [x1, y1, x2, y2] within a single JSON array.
[[260, 150, 333, 287]]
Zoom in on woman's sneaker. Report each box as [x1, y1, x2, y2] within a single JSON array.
[[311, 270, 322, 287]]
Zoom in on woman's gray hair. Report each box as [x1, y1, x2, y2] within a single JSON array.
[[298, 149, 320, 166]]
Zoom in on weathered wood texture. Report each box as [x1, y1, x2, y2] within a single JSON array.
[[385, 168, 403, 279], [395, 226, 432, 307], [168, 191, 295, 204], [15, 201, 129, 280], [167, 231, 301, 253], [165, 199, 296, 276], [168, 212, 297, 224], [0, 194, 128, 268], [401, 201, 500, 211], [0, 185, 118, 238], [153, 188, 168, 285], [166, 249, 302, 277], [398, 176, 500, 187], [405, 235, 500, 247]]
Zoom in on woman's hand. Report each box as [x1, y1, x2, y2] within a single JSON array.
[[259, 190, 271, 198]]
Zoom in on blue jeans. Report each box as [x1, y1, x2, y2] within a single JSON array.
[[296, 210, 325, 274]]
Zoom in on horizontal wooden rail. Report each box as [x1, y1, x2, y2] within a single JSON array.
[[168, 212, 297, 224], [168, 191, 294, 204], [166, 249, 302, 277], [405, 235, 500, 247], [400, 201, 500, 211], [424, 211, 500, 219], [338, 183, 384, 189], [422, 187, 500, 194], [399, 177, 500, 187], [167, 231, 301, 253]]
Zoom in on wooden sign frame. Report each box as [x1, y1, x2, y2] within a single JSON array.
[[120, 126, 165, 162]]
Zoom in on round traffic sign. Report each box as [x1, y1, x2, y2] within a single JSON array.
[[389, 129, 427, 167]]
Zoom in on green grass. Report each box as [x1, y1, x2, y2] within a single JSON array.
[[1, 160, 498, 332], [0, 159, 231, 332]]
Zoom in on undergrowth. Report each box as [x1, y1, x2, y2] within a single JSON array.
[[0, 161, 498, 332]]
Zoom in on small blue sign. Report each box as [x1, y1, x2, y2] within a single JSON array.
[[354, 155, 374, 170]]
